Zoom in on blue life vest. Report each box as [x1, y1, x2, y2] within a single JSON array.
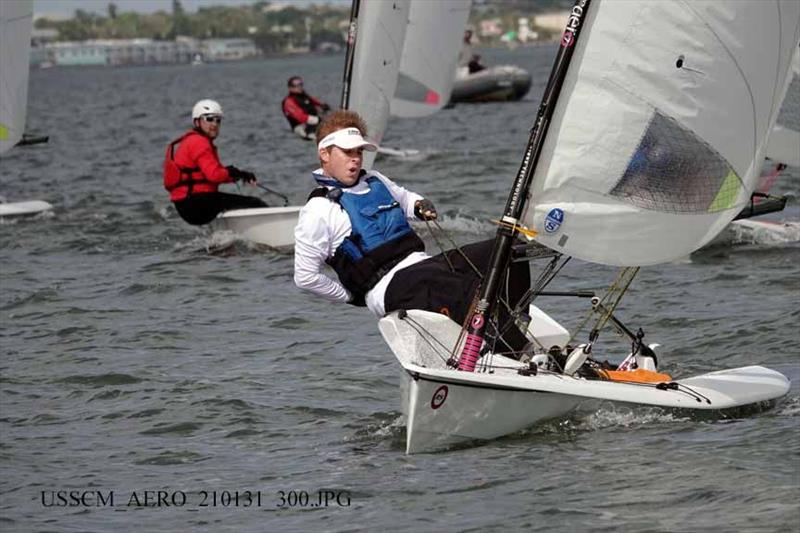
[[308, 173, 425, 299]]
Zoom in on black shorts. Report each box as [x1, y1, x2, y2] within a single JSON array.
[[174, 192, 267, 226], [384, 239, 530, 352]]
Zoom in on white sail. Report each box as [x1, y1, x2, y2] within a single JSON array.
[[0, 0, 33, 155], [525, 0, 800, 266], [348, 0, 410, 169], [390, 0, 471, 118], [765, 48, 800, 167]]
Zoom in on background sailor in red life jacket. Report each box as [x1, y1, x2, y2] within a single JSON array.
[[163, 99, 267, 226], [282, 76, 330, 141], [293, 110, 532, 356]]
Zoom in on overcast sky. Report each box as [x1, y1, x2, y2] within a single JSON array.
[[34, 0, 346, 16]]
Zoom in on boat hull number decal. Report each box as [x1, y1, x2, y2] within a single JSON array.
[[431, 385, 448, 410]]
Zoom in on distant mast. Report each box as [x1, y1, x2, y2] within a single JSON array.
[[340, 0, 360, 110], [456, 0, 591, 372]]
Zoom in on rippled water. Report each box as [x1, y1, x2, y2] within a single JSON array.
[[1, 46, 799, 531]]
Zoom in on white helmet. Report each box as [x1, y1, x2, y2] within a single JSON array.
[[191, 99, 223, 120]]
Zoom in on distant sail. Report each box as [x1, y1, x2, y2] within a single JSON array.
[[390, 0, 471, 118], [0, 0, 33, 155], [346, 0, 410, 170], [765, 48, 800, 167], [525, 0, 800, 266]]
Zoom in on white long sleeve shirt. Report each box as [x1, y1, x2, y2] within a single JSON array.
[[293, 169, 430, 316]]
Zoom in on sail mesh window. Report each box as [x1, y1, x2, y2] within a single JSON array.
[[610, 111, 740, 213]]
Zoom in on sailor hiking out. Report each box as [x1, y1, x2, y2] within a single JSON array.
[[282, 76, 331, 141], [293, 110, 531, 354]]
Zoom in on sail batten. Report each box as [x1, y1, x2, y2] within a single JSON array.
[[526, 0, 800, 266]]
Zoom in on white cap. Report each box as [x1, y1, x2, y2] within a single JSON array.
[[192, 99, 223, 120], [318, 127, 378, 152]]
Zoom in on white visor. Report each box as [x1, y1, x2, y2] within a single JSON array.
[[318, 127, 378, 152]]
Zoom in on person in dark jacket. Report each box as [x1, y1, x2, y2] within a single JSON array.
[[281, 76, 330, 140], [163, 99, 266, 226]]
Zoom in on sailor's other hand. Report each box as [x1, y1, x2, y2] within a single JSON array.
[[306, 115, 320, 126], [321, 103, 331, 113], [414, 198, 438, 220], [239, 170, 257, 184], [226, 165, 244, 180], [227, 165, 257, 184]]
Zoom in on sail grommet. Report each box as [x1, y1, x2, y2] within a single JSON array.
[[676, 55, 684, 68]]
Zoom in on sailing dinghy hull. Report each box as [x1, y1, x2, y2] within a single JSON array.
[[0, 200, 53, 217], [450, 65, 532, 104], [215, 206, 300, 248], [702, 219, 800, 249], [380, 310, 790, 454]]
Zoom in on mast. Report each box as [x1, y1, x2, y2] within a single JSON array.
[[340, 0, 360, 110], [456, 0, 592, 372]]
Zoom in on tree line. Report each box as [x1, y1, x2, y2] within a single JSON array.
[[35, 1, 348, 53]]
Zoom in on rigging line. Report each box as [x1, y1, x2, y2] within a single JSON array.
[[423, 218, 519, 320], [507, 255, 569, 332], [675, 382, 711, 404], [655, 382, 710, 404], [566, 267, 639, 345], [422, 218, 455, 272], [402, 315, 457, 365], [591, 267, 639, 336], [513, 256, 572, 351], [492, 254, 569, 352], [428, 218, 483, 278]]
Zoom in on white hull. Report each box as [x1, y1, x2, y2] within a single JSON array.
[[0, 199, 52, 217], [379, 310, 790, 454], [215, 206, 300, 248], [377, 145, 423, 160], [450, 65, 532, 103], [702, 218, 800, 249], [401, 370, 582, 453]]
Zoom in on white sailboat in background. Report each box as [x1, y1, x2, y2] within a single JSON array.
[[219, 0, 469, 247], [0, 0, 53, 217], [379, 0, 799, 453], [217, 0, 411, 246], [390, 0, 471, 119], [340, 0, 410, 169], [705, 48, 800, 249]]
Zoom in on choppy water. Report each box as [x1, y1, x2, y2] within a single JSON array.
[[1, 46, 799, 532]]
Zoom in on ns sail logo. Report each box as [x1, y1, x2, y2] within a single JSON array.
[[544, 208, 565, 233]]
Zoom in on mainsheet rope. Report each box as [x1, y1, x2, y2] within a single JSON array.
[[567, 266, 640, 346]]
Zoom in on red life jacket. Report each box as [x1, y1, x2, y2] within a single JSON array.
[[163, 131, 216, 202], [281, 93, 320, 128]]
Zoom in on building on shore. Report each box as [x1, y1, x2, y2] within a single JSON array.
[[33, 37, 258, 68], [200, 39, 260, 61]]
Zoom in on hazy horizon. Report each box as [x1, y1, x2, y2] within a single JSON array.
[[34, 0, 348, 16]]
